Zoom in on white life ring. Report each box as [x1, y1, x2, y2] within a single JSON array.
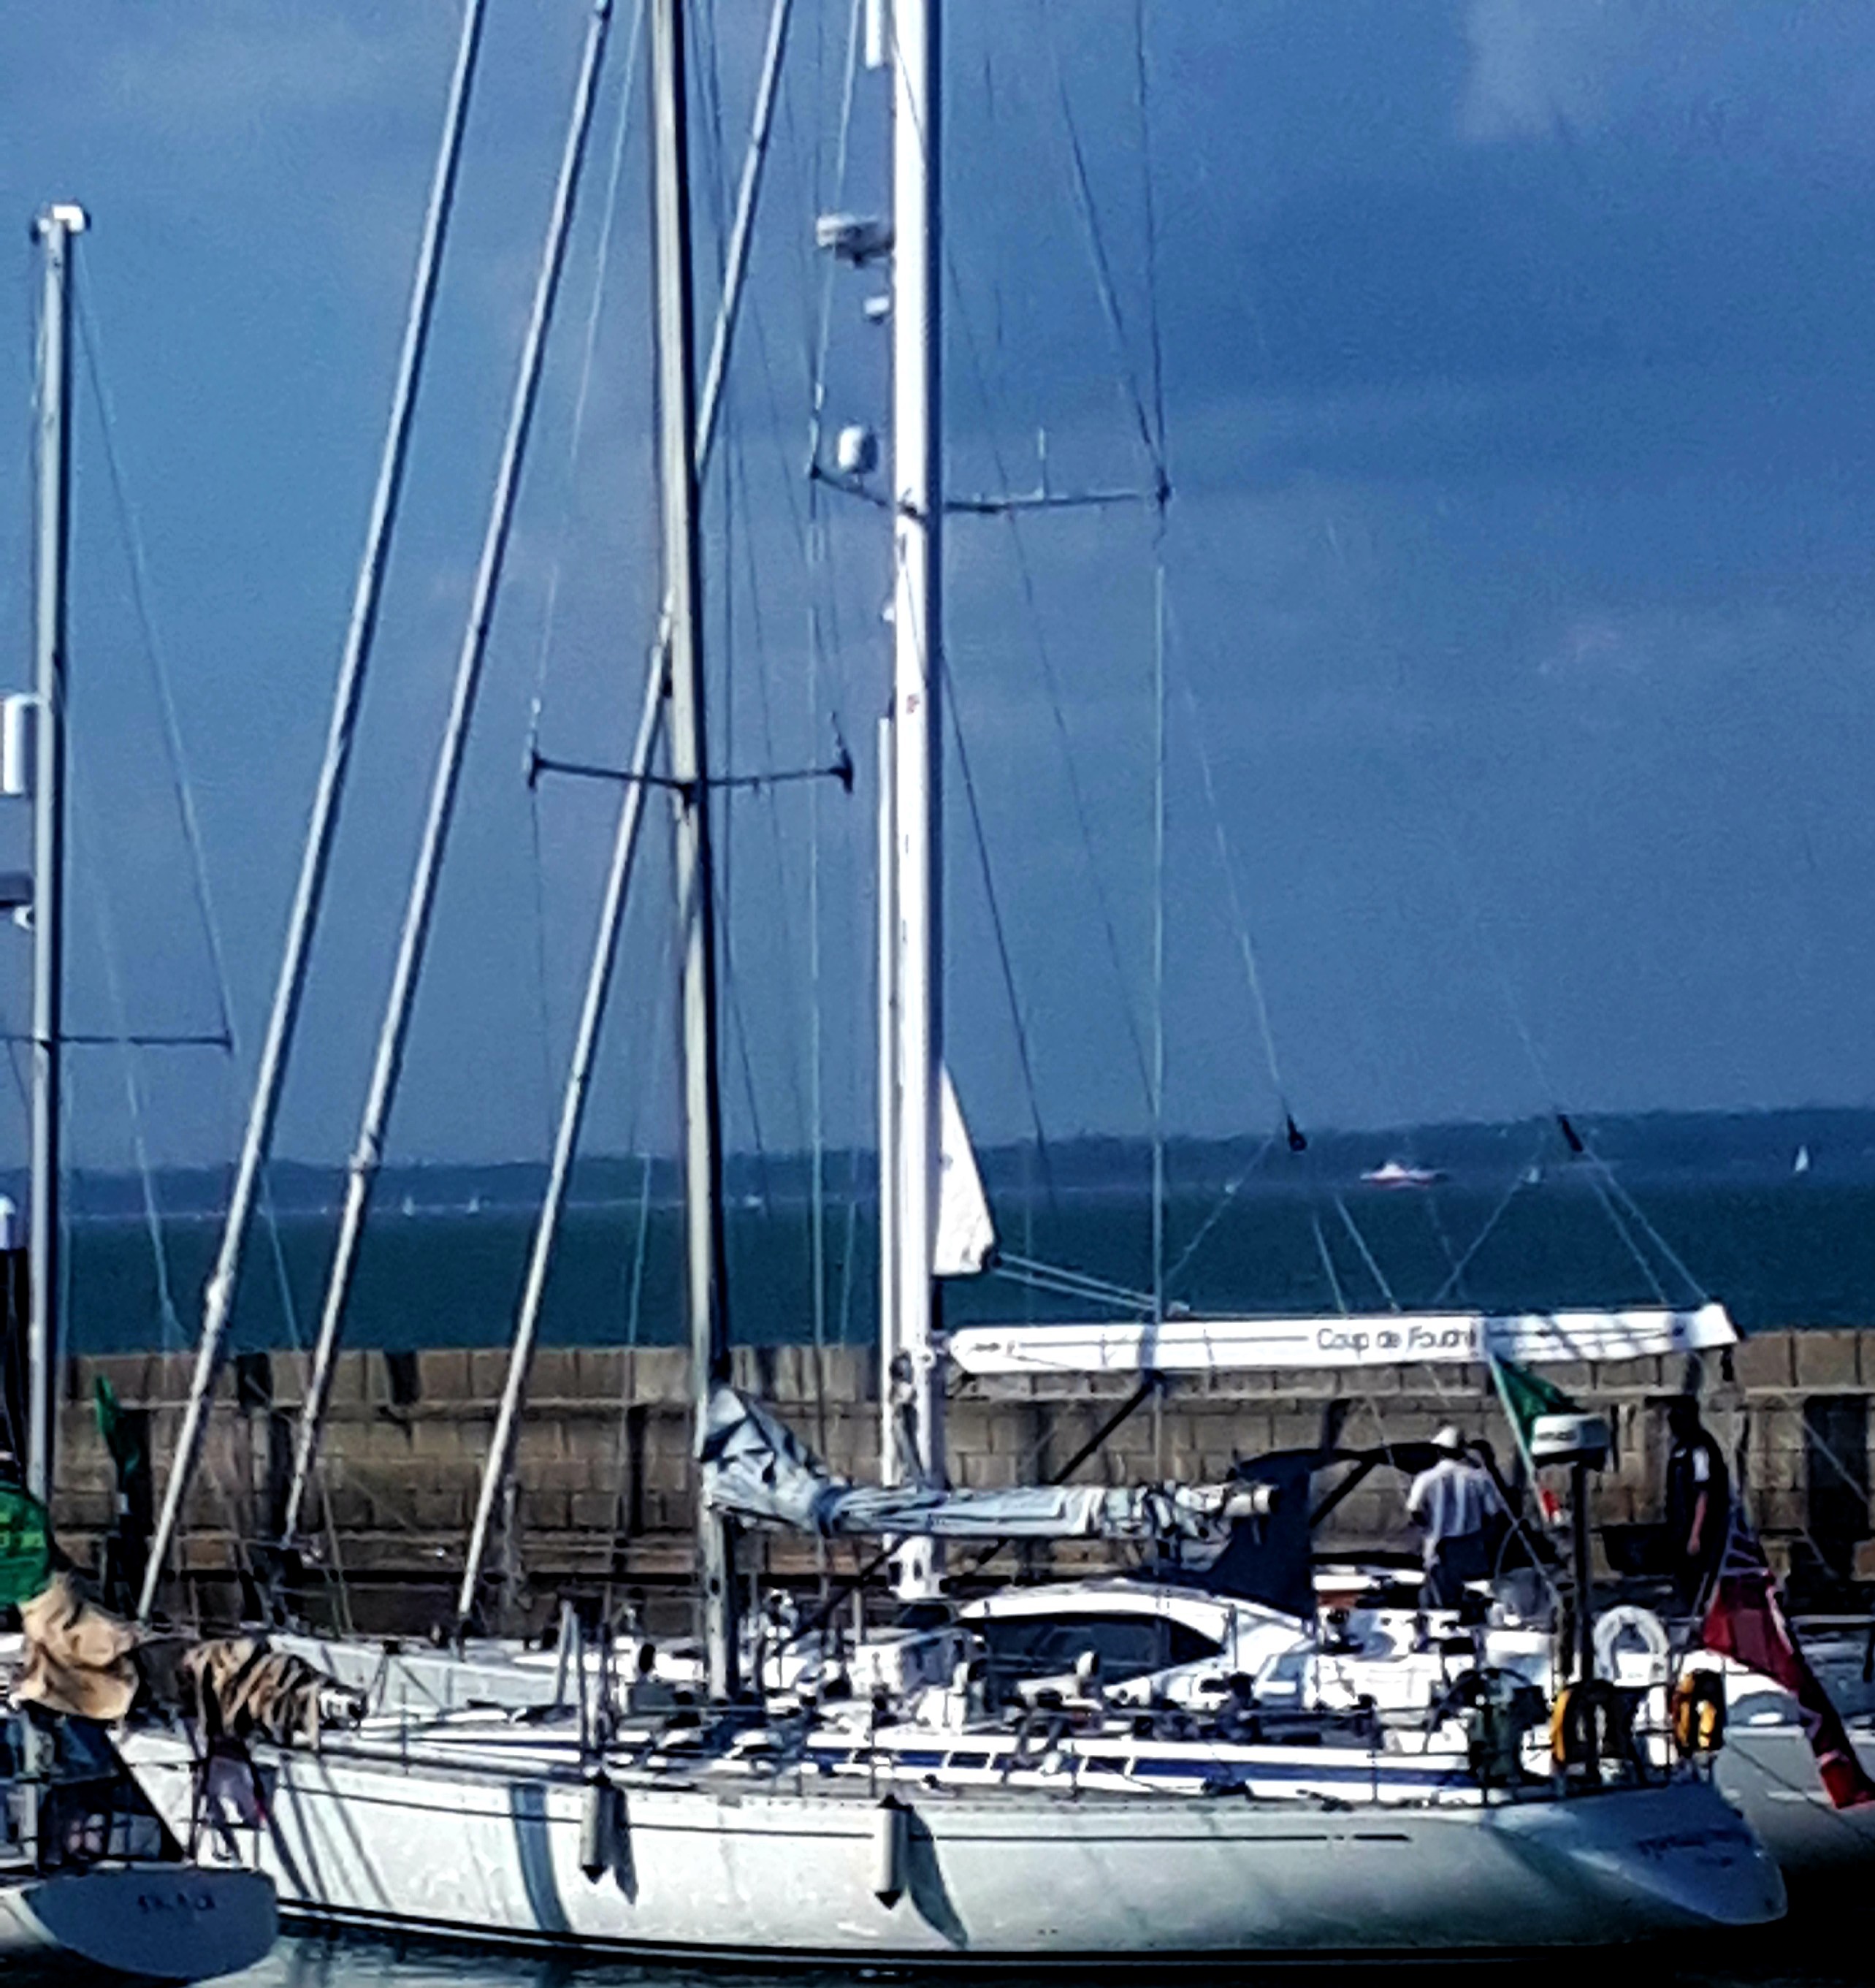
[[1594, 1604, 1671, 1683]]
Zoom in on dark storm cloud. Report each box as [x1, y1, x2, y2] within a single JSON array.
[[1, 0, 1872, 1168]]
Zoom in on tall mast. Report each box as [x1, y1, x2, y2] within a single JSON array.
[[26, 205, 83, 1509], [651, 0, 737, 1698], [876, 715, 900, 1487], [140, 0, 486, 1621], [455, 0, 793, 1636], [889, 0, 944, 1593]]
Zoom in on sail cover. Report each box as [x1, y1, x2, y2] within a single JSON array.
[[700, 1386, 1269, 1541], [934, 1067, 995, 1276], [944, 1301, 1738, 1378]]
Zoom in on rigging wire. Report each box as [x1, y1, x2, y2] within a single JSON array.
[[800, 0, 866, 1368], [1332, 1190, 1399, 1313], [74, 771, 185, 1347], [695, 0, 753, 1213], [1427, 1124, 1549, 1306], [613, 894, 676, 1583], [1161, 1131, 1278, 1292], [1309, 1206, 1348, 1315], [803, 0, 864, 479], [74, 260, 338, 1585], [800, 241, 831, 1428], [72, 284, 234, 1051], [728, 433, 818, 1189], [1131, 0, 1169, 474], [1037, 0, 1167, 498], [1034, 0, 1169, 505], [1435, 810, 1704, 1303], [940, 661, 1055, 1203], [0, 991, 28, 1114], [603, 811, 676, 1341], [1164, 599, 1290, 1113], [1137, 0, 1169, 1333], [524, 0, 646, 1141], [1150, 540, 1166, 1325], [690, 0, 843, 1320], [942, 300, 1153, 1107], [908, 4, 1161, 1118]]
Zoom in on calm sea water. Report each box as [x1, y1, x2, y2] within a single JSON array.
[[216, 1923, 1872, 1988], [62, 1170, 1875, 1356]]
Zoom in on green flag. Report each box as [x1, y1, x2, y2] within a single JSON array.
[[94, 1374, 142, 1482], [0, 1482, 50, 1610], [1491, 1355, 1581, 1477]]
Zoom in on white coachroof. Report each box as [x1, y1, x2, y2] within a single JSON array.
[[944, 1301, 1738, 1377]]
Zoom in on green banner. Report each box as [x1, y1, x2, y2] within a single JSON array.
[[1492, 1355, 1581, 1474], [0, 1483, 50, 1610], [95, 1374, 142, 1480]]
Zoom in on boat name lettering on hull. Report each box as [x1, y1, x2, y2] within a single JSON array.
[[1314, 1323, 1481, 1360]]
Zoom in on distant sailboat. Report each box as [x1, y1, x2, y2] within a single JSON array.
[[1793, 1143, 1812, 1177]]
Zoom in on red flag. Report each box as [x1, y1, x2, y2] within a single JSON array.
[[1700, 1515, 1875, 1810]]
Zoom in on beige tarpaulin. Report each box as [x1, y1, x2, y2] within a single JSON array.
[[7, 1574, 356, 1745], [13, 1572, 141, 1723], [180, 1637, 357, 1751]]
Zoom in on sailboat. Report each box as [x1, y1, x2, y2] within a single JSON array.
[[0, 204, 277, 1984], [113, 0, 1787, 1959]]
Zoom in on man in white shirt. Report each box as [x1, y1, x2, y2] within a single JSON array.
[[1406, 1426, 1502, 1608]]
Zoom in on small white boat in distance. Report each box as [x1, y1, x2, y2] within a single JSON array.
[[1361, 1159, 1446, 1189]]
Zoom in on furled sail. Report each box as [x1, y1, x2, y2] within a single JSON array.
[[933, 1066, 994, 1276], [700, 1385, 1270, 1541], [945, 1301, 1738, 1378]]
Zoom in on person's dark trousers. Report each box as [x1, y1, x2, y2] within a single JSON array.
[[1426, 1532, 1492, 1608]]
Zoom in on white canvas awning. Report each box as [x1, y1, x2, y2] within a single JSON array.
[[944, 1300, 1738, 1378]]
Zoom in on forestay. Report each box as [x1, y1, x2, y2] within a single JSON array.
[[944, 1301, 1738, 1377], [700, 1386, 1269, 1540]]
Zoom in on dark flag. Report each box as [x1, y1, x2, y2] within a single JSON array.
[[1700, 1512, 1875, 1810]]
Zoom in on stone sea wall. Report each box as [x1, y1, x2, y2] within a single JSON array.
[[46, 1329, 1875, 1633]]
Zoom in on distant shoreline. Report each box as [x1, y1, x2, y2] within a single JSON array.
[[26, 1102, 1875, 1223]]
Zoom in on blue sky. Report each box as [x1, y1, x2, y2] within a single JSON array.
[[1, 0, 1873, 1174]]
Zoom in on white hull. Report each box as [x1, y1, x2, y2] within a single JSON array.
[[0, 1862, 276, 1981], [280, 1604, 1875, 1886], [121, 1727, 1780, 1961]]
